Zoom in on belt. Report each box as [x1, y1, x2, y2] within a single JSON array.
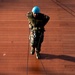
[[32, 27, 44, 30]]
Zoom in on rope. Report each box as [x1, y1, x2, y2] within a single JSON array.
[[26, 29, 30, 75]]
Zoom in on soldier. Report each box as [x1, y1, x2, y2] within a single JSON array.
[[27, 6, 50, 59]]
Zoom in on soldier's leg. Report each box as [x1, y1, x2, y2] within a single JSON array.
[[30, 46, 35, 55], [29, 31, 35, 55], [35, 44, 41, 59], [35, 32, 44, 59]]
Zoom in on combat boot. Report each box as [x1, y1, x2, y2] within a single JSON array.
[[30, 49, 35, 55], [30, 47, 35, 55], [35, 52, 40, 59]]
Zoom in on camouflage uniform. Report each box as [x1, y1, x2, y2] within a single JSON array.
[[27, 12, 50, 53]]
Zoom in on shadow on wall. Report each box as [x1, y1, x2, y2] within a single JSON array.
[[40, 53, 75, 62]]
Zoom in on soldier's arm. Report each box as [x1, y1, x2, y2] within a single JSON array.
[[27, 12, 33, 29], [43, 14, 50, 26]]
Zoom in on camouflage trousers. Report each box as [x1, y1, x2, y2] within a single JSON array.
[[29, 30, 44, 52]]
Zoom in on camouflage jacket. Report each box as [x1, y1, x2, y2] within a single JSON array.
[[27, 12, 50, 31]]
